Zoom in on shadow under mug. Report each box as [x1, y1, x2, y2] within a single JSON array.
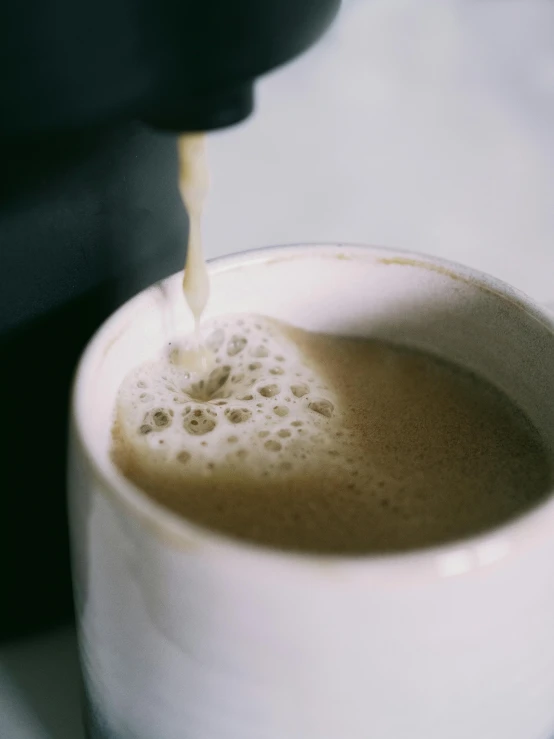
[[69, 244, 554, 739]]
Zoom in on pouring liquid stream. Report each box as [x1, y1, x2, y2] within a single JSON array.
[[177, 134, 214, 373]]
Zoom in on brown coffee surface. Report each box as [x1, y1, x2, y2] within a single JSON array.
[[112, 315, 551, 554]]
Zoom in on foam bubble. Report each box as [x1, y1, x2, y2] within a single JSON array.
[[225, 407, 252, 424], [227, 335, 247, 356], [259, 384, 280, 398], [308, 399, 334, 418], [182, 406, 217, 435]]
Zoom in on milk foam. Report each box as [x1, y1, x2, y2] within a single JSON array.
[[114, 314, 340, 480]]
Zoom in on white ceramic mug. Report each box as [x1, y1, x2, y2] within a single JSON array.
[[69, 244, 554, 739]]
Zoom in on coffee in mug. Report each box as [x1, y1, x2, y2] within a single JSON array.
[[111, 313, 551, 554]]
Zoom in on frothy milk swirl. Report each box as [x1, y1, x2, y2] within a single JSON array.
[[114, 314, 338, 479]]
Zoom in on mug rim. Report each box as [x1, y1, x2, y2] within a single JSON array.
[[71, 242, 554, 580]]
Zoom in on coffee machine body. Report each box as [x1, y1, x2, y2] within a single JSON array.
[[0, 0, 340, 640]]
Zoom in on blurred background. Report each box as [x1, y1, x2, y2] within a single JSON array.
[[2, 1, 554, 737], [206, 0, 554, 303]]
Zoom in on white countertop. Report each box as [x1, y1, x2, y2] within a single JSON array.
[[3, 1, 554, 736]]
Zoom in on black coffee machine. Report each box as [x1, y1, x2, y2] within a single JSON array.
[[0, 0, 341, 641]]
